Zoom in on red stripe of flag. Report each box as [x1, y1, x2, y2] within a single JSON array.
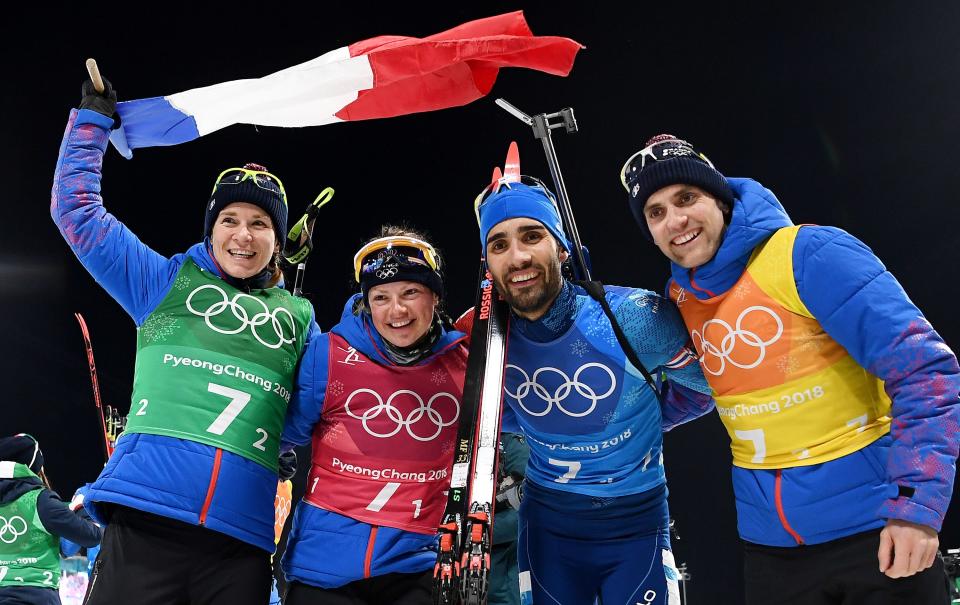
[[336, 11, 583, 121]]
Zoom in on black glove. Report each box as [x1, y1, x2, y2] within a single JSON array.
[[278, 449, 297, 481], [80, 77, 117, 118]]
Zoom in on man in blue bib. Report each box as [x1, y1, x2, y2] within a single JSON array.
[[469, 175, 714, 604]]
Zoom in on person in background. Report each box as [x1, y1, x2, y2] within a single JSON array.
[[0, 434, 102, 605], [487, 432, 529, 605]]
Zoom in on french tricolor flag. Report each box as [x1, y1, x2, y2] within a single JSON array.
[[109, 11, 582, 158]]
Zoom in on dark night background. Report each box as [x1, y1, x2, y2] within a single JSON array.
[[4, 2, 959, 602]]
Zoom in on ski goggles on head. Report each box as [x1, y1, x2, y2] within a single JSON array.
[[619, 138, 715, 192], [353, 236, 440, 283], [211, 167, 288, 206], [473, 174, 556, 224]]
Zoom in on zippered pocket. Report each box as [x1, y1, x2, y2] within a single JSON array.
[[83, 557, 104, 604]]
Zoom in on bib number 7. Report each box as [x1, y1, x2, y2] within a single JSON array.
[[206, 383, 269, 451], [548, 458, 582, 484], [734, 428, 767, 464]]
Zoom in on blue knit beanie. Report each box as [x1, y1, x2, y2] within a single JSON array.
[[478, 183, 570, 254]]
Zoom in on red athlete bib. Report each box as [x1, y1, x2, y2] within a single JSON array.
[[306, 333, 467, 533]]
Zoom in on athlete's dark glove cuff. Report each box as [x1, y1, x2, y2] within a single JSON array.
[[278, 450, 297, 481]]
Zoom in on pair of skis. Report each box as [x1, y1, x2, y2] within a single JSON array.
[[433, 101, 581, 604], [434, 265, 509, 605], [433, 146, 520, 605]]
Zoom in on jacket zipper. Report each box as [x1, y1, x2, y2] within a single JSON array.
[[199, 448, 223, 525], [86, 556, 104, 599], [364, 525, 379, 578], [774, 469, 805, 545]]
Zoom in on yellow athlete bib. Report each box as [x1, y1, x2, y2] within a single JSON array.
[[671, 226, 890, 468]]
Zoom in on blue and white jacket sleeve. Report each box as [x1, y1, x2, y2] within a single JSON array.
[[794, 226, 960, 531], [52, 108, 181, 325], [281, 332, 330, 449], [614, 289, 715, 431]]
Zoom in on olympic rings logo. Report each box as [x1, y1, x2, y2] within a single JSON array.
[[0, 515, 27, 544], [505, 363, 617, 418], [274, 495, 292, 522], [186, 284, 296, 349], [344, 389, 460, 442], [375, 266, 398, 279], [691, 305, 784, 376]]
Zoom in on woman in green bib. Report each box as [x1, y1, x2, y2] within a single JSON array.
[[52, 79, 320, 605], [0, 434, 102, 605]]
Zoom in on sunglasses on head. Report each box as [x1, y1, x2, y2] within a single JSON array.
[[473, 174, 556, 225], [212, 167, 288, 206], [619, 139, 715, 193], [353, 236, 439, 283]]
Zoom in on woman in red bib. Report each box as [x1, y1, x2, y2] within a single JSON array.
[[280, 225, 468, 605]]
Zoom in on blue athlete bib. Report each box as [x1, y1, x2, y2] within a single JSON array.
[[505, 293, 665, 497]]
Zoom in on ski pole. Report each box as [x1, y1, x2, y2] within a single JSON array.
[[495, 101, 664, 401], [283, 187, 335, 297], [495, 98, 590, 281]]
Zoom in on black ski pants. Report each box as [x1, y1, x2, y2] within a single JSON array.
[[744, 529, 950, 605], [83, 505, 272, 605], [284, 569, 433, 605]]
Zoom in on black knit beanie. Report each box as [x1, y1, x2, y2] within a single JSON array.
[[204, 163, 288, 243], [0, 433, 44, 474], [623, 135, 734, 241]]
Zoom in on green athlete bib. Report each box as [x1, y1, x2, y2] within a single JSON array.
[[0, 463, 60, 589], [124, 260, 313, 470]]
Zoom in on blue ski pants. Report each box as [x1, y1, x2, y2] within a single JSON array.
[[516, 481, 679, 605]]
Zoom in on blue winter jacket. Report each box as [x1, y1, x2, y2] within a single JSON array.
[[52, 108, 321, 553], [668, 177, 960, 546], [280, 295, 466, 589]]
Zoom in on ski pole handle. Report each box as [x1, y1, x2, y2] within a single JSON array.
[[85, 58, 104, 93]]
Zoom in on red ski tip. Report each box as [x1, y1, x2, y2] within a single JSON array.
[[504, 141, 520, 183], [491, 166, 503, 186]]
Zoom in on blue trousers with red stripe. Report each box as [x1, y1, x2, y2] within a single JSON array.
[[516, 481, 679, 605]]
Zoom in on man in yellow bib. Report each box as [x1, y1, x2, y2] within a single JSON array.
[[620, 134, 959, 604]]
